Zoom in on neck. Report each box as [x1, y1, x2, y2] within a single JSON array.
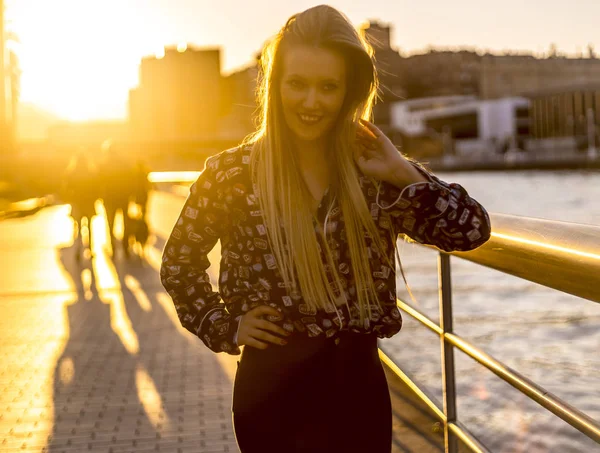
[[293, 137, 329, 173]]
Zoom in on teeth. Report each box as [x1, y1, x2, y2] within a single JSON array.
[[299, 114, 321, 123]]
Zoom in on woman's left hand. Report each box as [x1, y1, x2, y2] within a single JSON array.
[[354, 119, 424, 186]]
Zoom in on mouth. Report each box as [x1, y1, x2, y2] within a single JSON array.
[[297, 113, 323, 126]]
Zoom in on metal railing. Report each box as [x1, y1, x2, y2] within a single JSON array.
[[380, 212, 600, 452]]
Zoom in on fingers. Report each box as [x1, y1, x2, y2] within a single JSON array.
[[356, 136, 377, 150], [358, 119, 382, 138], [250, 305, 282, 319], [356, 125, 377, 142], [254, 319, 289, 337], [244, 337, 269, 350], [238, 305, 291, 349], [238, 323, 287, 349], [356, 124, 379, 155], [252, 329, 288, 346]]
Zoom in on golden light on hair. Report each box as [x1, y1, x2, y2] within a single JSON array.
[[243, 5, 395, 324]]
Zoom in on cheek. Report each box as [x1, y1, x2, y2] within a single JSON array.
[[280, 87, 301, 109], [324, 92, 346, 117]]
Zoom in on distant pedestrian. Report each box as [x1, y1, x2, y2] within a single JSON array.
[[64, 148, 98, 261], [98, 140, 134, 255], [123, 159, 152, 257]]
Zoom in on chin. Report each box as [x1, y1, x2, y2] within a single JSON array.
[[294, 132, 326, 142], [291, 126, 332, 143]]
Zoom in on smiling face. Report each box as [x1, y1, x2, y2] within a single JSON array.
[[279, 44, 347, 147]]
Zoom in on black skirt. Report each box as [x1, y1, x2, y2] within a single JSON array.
[[232, 331, 392, 453]]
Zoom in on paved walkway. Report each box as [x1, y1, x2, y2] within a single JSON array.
[[0, 193, 239, 452]]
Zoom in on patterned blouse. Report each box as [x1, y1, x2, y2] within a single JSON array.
[[160, 145, 491, 355]]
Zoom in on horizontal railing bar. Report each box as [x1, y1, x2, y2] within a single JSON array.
[[441, 213, 600, 304], [396, 303, 600, 443], [379, 350, 446, 421], [396, 299, 443, 335], [379, 350, 493, 453], [448, 422, 491, 453], [446, 333, 600, 443]]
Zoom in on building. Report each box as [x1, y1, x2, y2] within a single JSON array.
[[360, 21, 600, 142], [362, 21, 405, 131], [219, 62, 259, 140], [129, 46, 223, 142], [390, 95, 530, 157], [399, 50, 482, 100], [524, 83, 600, 152], [480, 55, 600, 100]]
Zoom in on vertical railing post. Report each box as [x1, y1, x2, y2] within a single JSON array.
[[439, 252, 458, 453]]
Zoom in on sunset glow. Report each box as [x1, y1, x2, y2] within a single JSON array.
[[7, 0, 600, 123]]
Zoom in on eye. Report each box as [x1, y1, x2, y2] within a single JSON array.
[[288, 79, 304, 89], [323, 83, 338, 91]]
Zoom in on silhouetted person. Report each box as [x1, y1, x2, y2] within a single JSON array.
[[99, 140, 134, 255], [132, 159, 151, 217], [63, 148, 98, 261], [123, 159, 152, 257]]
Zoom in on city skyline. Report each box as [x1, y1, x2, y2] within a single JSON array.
[[7, 0, 600, 122]]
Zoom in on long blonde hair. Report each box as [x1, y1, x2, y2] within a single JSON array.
[[242, 5, 399, 324]]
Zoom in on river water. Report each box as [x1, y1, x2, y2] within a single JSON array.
[[380, 169, 600, 452]]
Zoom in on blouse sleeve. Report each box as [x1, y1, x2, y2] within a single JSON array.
[[160, 155, 241, 355], [373, 160, 491, 252]]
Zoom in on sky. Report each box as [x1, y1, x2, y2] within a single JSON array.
[[6, 0, 600, 121]]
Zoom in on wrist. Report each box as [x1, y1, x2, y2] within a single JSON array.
[[389, 160, 428, 189]]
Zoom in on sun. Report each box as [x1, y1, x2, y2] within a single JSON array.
[[10, 0, 162, 122], [17, 36, 140, 122]]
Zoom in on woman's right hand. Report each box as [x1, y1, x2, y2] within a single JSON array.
[[237, 305, 291, 349]]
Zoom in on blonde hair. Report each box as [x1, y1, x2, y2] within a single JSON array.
[[242, 5, 400, 324]]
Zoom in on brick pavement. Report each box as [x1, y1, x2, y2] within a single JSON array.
[[0, 205, 240, 453]]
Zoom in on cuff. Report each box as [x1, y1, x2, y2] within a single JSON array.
[[198, 308, 242, 355], [375, 162, 435, 210], [375, 161, 449, 214]]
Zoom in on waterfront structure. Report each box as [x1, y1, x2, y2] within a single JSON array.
[[389, 95, 530, 158], [361, 20, 600, 139], [524, 83, 600, 156]]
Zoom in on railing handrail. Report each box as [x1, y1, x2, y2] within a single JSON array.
[[442, 213, 600, 304], [388, 212, 600, 451]]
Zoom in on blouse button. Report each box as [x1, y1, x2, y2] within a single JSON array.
[[334, 337, 341, 346]]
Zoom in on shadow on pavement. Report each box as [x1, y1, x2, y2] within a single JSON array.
[[50, 240, 236, 452]]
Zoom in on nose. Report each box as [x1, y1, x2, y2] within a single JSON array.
[[302, 87, 319, 110]]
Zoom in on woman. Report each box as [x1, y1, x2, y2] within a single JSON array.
[[160, 5, 491, 452]]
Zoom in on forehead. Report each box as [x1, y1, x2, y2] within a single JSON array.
[[281, 44, 346, 81]]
